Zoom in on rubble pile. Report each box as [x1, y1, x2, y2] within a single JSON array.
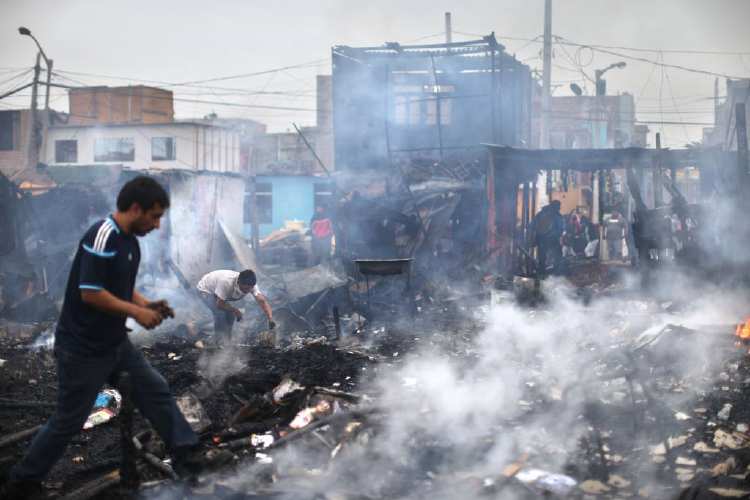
[[2, 277, 750, 499]]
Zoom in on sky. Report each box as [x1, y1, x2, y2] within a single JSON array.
[[1, 0, 749, 146]]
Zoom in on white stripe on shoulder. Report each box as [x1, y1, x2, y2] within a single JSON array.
[[93, 221, 114, 252], [93, 221, 111, 251]]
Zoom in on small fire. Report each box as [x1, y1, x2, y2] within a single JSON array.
[[736, 318, 750, 340]]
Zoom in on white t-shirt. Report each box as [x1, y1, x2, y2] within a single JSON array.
[[196, 270, 261, 302]]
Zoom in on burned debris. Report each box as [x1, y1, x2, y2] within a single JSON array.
[[1, 7, 750, 500]]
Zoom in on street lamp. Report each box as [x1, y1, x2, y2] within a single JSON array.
[[18, 26, 53, 110], [594, 61, 626, 96]]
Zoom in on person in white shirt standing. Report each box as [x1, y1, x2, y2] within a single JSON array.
[[196, 269, 274, 342]]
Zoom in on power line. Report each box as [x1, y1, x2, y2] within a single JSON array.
[[555, 36, 747, 80], [171, 59, 329, 86], [456, 30, 750, 57]]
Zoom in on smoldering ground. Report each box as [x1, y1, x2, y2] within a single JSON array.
[[143, 267, 749, 500]]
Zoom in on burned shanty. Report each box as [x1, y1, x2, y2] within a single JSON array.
[[2, 4, 750, 500]]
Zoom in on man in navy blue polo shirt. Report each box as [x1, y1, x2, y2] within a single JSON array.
[[4, 176, 223, 498]]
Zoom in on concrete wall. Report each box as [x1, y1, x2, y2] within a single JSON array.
[[244, 175, 331, 238], [44, 123, 241, 173]]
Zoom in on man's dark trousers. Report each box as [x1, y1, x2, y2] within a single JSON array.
[[11, 338, 198, 481], [537, 237, 563, 275]]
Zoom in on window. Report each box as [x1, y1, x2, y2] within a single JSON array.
[[393, 84, 454, 126], [151, 137, 176, 161], [314, 183, 334, 211], [244, 182, 273, 225], [55, 140, 78, 163], [94, 138, 134, 162], [0, 111, 19, 151]]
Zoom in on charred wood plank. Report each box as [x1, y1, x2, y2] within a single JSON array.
[[0, 424, 42, 449], [267, 408, 380, 451], [59, 469, 121, 500], [132, 436, 178, 480], [313, 386, 361, 403]]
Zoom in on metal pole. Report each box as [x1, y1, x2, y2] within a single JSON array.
[[653, 133, 663, 207], [540, 0, 552, 148], [736, 102, 749, 186], [26, 52, 41, 171], [444, 12, 452, 44], [44, 59, 53, 111], [429, 55, 444, 160], [490, 43, 497, 143]]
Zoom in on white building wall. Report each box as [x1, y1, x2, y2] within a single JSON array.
[[44, 123, 240, 173]]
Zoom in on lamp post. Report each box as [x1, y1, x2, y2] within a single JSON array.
[[18, 26, 53, 171], [19, 26, 53, 110]]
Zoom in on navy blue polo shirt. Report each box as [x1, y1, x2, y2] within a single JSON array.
[[56, 216, 141, 355]]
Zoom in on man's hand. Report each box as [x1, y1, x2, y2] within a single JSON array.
[[233, 308, 243, 322], [133, 307, 163, 330], [268, 319, 276, 330], [148, 299, 175, 319]]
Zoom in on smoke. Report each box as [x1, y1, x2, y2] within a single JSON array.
[[180, 267, 746, 499]]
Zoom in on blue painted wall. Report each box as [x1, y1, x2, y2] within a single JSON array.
[[243, 175, 328, 239]]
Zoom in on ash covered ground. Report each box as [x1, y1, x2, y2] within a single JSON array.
[[2, 269, 750, 500]]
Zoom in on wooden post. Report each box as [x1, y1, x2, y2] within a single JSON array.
[[653, 133, 663, 207], [429, 55, 444, 160], [736, 103, 748, 187]]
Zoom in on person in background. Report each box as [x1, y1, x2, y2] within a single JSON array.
[[605, 211, 626, 261], [196, 269, 274, 343], [530, 200, 565, 275], [2, 176, 229, 500], [309, 204, 333, 265]]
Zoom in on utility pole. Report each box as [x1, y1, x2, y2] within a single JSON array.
[[714, 77, 720, 125], [736, 102, 748, 187], [540, 0, 552, 149], [444, 12, 452, 44], [653, 132, 663, 206], [26, 52, 41, 171], [44, 58, 53, 110]]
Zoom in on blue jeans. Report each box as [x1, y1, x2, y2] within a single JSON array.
[[11, 338, 198, 481]]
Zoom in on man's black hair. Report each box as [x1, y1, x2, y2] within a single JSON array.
[[238, 269, 257, 287], [116, 176, 170, 212]]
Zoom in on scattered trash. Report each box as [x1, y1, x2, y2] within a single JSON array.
[[579, 479, 611, 495], [718, 403, 733, 421], [676, 456, 697, 466], [251, 433, 275, 449], [694, 441, 720, 453], [72, 455, 85, 464], [175, 392, 212, 433], [607, 474, 631, 488], [676, 467, 695, 482], [713, 429, 748, 450], [195, 340, 205, 349], [675, 411, 691, 421], [83, 389, 121, 430], [289, 400, 332, 430], [0, 359, 5, 368], [515, 468, 577, 496], [273, 376, 305, 403]]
